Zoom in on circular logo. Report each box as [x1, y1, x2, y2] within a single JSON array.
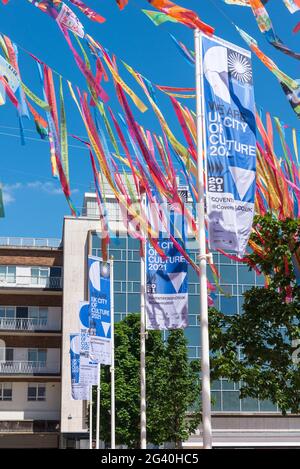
[[228, 51, 252, 84]]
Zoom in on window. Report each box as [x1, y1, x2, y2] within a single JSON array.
[[27, 383, 46, 401], [0, 383, 12, 401], [31, 267, 49, 286], [0, 266, 16, 284], [5, 348, 14, 362], [28, 307, 48, 325], [28, 349, 47, 366], [0, 306, 15, 319]]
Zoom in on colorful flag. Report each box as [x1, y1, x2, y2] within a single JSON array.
[[147, 0, 214, 34], [142, 9, 178, 26], [0, 54, 20, 105], [201, 34, 256, 255]]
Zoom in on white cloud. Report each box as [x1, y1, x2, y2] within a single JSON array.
[[1, 180, 79, 205]]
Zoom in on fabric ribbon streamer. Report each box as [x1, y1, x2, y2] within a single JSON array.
[[146, 0, 214, 34], [236, 27, 300, 117], [142, 9, 179, 25], [169, 34, 195, 66], [247, 0, 300, 60], [115, 0, 128, 9]]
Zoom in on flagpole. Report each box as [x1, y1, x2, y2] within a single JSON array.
[[89, 385, 93, 449], [140, 239, 147, 449], [96, 363, 101, 449], [194, 28, 213, 450], [110, 257, 116, 449]]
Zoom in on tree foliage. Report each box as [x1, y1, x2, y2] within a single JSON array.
[[210, 214, 300, 414], [93, 313, 200, 448]]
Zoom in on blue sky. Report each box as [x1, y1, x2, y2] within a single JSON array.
[[0, 0, 299, 239]]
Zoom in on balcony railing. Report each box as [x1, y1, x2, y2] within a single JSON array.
[[0, 237, 61, 248], [0, 318, 48, 331], [0, 361, 60, 375], [0, 276, 62, 290]]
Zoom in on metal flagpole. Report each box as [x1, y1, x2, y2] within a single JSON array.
[[110, 257, 116, 449], [140, 215, 147, 449], [89, 385, 93, 449], [96, 363, 101, 449], [194, 28, 213, 450]]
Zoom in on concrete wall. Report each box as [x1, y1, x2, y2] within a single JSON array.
[[60, 217, 101, 434], [0, 382, 60, 420]]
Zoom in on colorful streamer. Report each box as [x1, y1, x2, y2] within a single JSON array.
[[146, 0, 214, 34]]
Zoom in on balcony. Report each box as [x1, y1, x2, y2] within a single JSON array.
[[0, 361, 60, 375], [0, 318, 49, 332], [0, 276, 62, 290], [0, 420, 60, 433], [0, 237, 61, 249]]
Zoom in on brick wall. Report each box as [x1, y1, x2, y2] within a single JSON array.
[[0, 294, 62, 307], [0, 248, 63, 267]]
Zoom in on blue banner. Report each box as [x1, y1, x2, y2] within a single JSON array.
[[70, 334, 89, 401], [145, 209, 188, 330], [88, 256, 111, 365], [79, 301, 98, 385], [201, 34, 256, 255]]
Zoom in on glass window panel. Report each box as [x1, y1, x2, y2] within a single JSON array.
[[39, 308, 48, 320], [128, 238, 139, 250], [28, 386, 37, 400], [114, 262, 126, 281], [259, 400, 277, 412], [220, 265, 237, 284], [28, 307, 39, 319], [115, 295, 126, 313], [184, 327, 200, 346], [5, 348, 13, 361], [219, 253, 233, 264], [114, 281, 121, 292], [111, 238, 126, 249], [188, 266, 198, 284], [37, 385, 46, 400], [38, 350, 47, 364], [222, 391, 241, 411], [211, 391, 222, 411], [28, 349, 37, 362], [241, 397, 259, 412], [109, 250, 121, 261], [222, 379, 235, 390], [238, 266, 255, 284], [255, 274, 265, 286], [220, 296, 238, 315], [128, 294, 140, 313], [128, 263, 139, 281], [6, 308, 15, 318], [0, 308, 4, 318], [212, 380, 221, 390]]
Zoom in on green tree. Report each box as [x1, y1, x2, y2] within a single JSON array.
[[210, 214, 300, 414], [93, 313, 200, 447]]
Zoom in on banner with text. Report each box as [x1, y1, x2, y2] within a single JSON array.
[[70, 333, 89, 400], [88, 256, 112, 365], [145, 210, 188, 330], [201, 34, 256, 255], [79, 301, 98, 385]]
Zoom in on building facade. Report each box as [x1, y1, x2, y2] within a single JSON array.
[[1, 192, 300, 448], [0, 238, 63, 448]]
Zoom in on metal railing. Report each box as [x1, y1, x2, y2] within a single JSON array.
[[0, 237, 61, 248], [0, 361, 60, 374], [0, 318, 48, 331], [0, 276, 62, 289]]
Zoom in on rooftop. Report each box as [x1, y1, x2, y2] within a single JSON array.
[[0, 237, 62, 250]]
